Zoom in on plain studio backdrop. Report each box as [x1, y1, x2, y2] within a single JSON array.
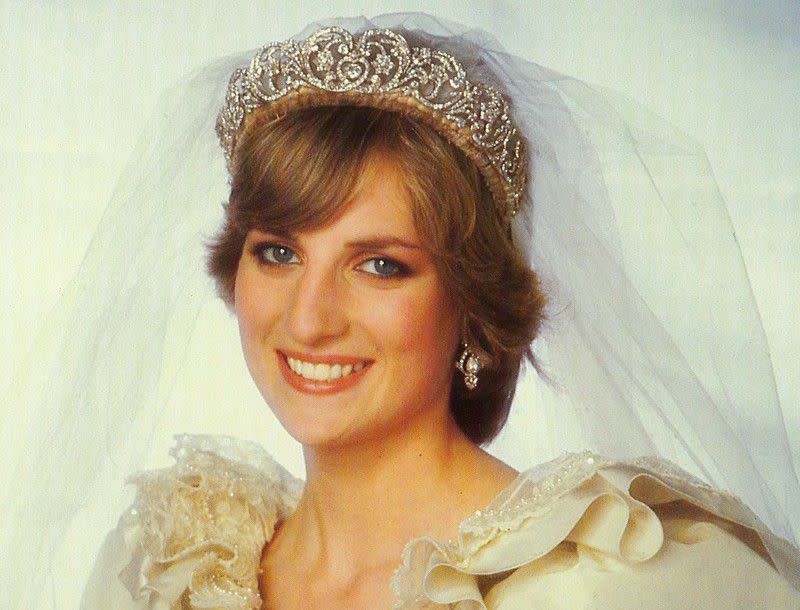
[[1, 2, 798, 603]]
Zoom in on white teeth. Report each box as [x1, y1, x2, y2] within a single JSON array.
[[286, 356, 366, 382], [313, 363, 330, 381]]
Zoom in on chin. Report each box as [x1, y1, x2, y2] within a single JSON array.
[[266, 396, 360, 448], [283, 419, 360, 450]]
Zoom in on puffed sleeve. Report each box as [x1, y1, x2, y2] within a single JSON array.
[[391, 452, 800, 609], [484, 509, 800, 609], [79, 434, 303, 610]]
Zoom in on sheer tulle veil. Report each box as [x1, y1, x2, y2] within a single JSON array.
[[1, 11, 798, 609]]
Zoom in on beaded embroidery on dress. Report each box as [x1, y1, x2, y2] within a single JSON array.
[[82, 434, 800, 609], [107, 435, 302, 609], [390, 450, 800, 608]]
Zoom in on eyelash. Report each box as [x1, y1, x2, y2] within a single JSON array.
[[250, 242, 411, 279]]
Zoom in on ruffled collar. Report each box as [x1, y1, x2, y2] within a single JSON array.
[[389, 451, 617, 607], [119, 434, 303, 608], [389, 451, 791, 609], [119, 435, 789, 609]]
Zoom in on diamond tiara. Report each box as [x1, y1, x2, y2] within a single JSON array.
[[215, 26, 528, 221]]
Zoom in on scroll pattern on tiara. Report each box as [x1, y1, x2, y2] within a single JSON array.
[[215, 26, 527, 220]]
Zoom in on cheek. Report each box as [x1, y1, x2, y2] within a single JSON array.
[[365, 283, 458, 368], [234, 265, 278, 344]]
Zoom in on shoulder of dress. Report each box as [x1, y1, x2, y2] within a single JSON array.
[[113, 434, 303, 609], [128, 433, 304, 507], [390, 451, 800, 609]]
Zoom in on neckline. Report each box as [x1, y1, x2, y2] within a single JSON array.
[[274, 462, 530, 549], [258, 461, 531, 602], [172, 437, 597, 563]]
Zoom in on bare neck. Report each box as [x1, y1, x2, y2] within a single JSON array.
[[274, 405, 518, 585]]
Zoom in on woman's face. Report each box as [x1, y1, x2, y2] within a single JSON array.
[[234, 153, 461, 448]]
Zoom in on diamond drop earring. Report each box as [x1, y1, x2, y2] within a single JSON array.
[[455, 342, 484, 390]]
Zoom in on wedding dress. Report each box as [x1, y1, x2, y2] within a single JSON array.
[[80, 435, 799, 608], [4, 11, 800, 609]]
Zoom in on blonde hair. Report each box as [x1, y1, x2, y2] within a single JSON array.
[[205, 104, 548, 444]]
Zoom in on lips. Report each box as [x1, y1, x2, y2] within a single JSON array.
[[277, 350, 373, 395]]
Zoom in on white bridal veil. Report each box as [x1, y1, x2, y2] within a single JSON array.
[[1, 11, 798, 609]]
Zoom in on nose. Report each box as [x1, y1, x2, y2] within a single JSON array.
[[285, 261, 349, 346]]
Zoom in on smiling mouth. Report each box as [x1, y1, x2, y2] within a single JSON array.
[[277, 351, 373, 394], [286, 355, 369, 382]]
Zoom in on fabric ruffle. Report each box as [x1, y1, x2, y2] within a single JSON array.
[[86, 439, 798, 609], [116, 434, 302, 609], [390, 451, 796, 609]]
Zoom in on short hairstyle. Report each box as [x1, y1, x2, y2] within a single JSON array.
[[205, 104, 548, 445]]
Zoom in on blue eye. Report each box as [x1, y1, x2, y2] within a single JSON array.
[[255, 243, 300, 265], [358, 257, 408, 278]]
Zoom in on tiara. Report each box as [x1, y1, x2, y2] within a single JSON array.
[[215, 26, 527, 221]]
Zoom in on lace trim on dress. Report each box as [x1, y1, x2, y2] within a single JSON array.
[[118, 434, 302, 609], [111, 437, 797, 609], [389, 451, 798, 609]]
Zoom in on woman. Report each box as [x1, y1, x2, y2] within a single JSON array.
[[4, 12, 800, 609]]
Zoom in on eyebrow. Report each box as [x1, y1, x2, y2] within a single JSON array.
[[344, 236, 420, 251], [253, 229, 420, 251]]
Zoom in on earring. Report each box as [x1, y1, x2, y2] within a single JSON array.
[[456, 342, 484, 390]]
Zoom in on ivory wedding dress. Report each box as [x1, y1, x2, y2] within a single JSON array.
[[80, 435, 800, 609]]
